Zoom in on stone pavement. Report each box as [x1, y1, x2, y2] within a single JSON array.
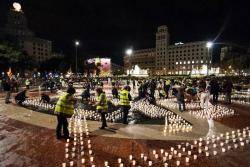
[[1, 97, 250, 166]]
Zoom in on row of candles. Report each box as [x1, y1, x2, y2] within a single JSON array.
[[121, 127, 250, 167], [131, 99, 193, 134], [22, 98, 124, 122], [219, 95, 250, 105], [62, 112, 99, 167], [157, 98, 201, 111], [189, 105, 235, 120], [22, 99, 55, 111]]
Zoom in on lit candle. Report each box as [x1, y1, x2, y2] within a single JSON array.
[[129, 155, 133, 160], [176, 160, 180, 166], [186, 157, 190, 163], [70, 161, 74, 167], [132, 160, 136, 166], [148, 161, 152, 166], [213, 151, 217, 155], [90, 156, 94, 162], [81, 158, 85, 164], [188, 151, 192, 155], [194, 155, 197, 160]]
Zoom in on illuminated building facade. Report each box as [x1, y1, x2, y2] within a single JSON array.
[[123, 25, 212, 75]]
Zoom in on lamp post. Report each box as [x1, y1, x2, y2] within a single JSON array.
[[75, 41, 80, 74], [126, 48, 133, 75], [206, 42, 213, 76]]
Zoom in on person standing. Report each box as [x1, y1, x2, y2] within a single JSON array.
[[95, 88, 108, 129], [54, 87, 76, 139], [119, 85, 132, 124], [3, 78, 11, 104], [223, 79, 233, 104], [177, 86, 186, 112], [25, 78, 30, 89]]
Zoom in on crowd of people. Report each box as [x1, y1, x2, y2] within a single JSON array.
[[0, 72, 249, 140]]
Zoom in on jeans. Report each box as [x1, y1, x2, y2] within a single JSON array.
[[5, 91, 11, 103], [121, 106, 130, 124], [225, 92, 231, 104], [56, 114, 69, 138], [213, 93, 219, 103], [97, 110, 107, 128]]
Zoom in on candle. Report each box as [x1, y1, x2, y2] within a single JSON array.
[[186, 157, 190, 163], [70, 161, 73, 167], [194, 155, 197, 160], [144, 156, 147, 161], [174, 150, 177, 155], [206, 152, 209, 157], [164, 162, 168, 167], [163, 156, 167, 162], [118, 158, 122, 163], [129, 155, 133, 160], [178, 153, 182, 157], [148, 161, 152, 166], [119, 163, 124, 167], [176, 160, 180, 166], [81, 158, 85, 164], [188, 151, 192, 155], [132, 160, 136, 166], [62, 163, 66, 167], [104, 161, 108, 166], [65, 154, 69, 159], [169, 155, 173, 160], [213, 151, 217, 155], [90, 156, 94, 162], [89, 150, 92, 155], [222, 148, 226, 152]]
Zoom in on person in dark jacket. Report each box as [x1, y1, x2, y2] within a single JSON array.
[[210, 79, 220, 103], [3, 79, 11, 104], [177, 87, 186, 112], [15, 90, 28, 105], [223, 79, 233, 104]]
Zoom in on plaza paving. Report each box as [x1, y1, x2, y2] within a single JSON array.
[[0, 89, 250, 166]]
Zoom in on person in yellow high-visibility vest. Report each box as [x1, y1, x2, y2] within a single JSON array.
[[95, 87, 108, 129], [119, 85, 132, 124], [54, 87, 76, 139]]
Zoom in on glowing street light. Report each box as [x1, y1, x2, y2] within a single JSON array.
[[206, 41, 213, 75], [126, 48, 133, 56], [125, 48, 133, 75], [13, 2, 22, 12], [206, 42, 213, 48], [75, 40, 80, 74]]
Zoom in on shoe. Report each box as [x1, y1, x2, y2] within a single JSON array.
[[99, 127, 105, 129]]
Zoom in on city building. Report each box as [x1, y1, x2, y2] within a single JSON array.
[[2, 2, 54, 63], [163, 41, 211, 75], [123, 48, 155, 75], [3, 3, 34, 43], [123, 25, 213, 75], [23, 37, 52, 63]]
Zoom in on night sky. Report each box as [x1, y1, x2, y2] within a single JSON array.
[[1, 0, 250, 64]]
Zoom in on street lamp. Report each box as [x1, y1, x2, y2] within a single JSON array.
[[125, 48, 133, 75], [206, 41, 213, 76], [75, 40, 80, 74]]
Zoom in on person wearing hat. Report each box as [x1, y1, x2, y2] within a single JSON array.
[[95, 87, 108, 129], [54, 87, 76, 139], [119, 85, 132, 124]]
